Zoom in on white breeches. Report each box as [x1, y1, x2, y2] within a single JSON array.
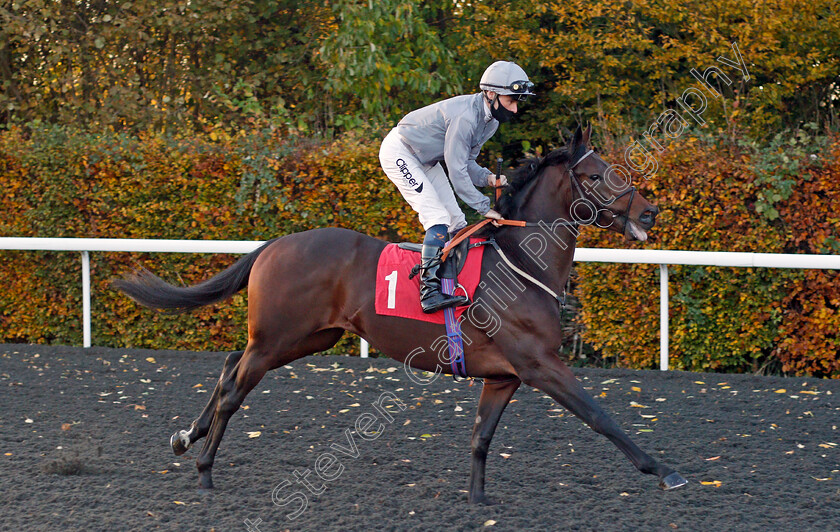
[[379, 129, 467, 233]]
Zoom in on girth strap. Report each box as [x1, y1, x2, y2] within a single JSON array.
[[441, 277, 468, 378]]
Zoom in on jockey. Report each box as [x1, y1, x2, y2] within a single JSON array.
[[379, 60, 535, 313]]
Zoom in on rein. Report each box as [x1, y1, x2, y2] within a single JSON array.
[[441, 147, 637, 310]]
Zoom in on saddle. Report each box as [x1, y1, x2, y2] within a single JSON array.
[[399, 238, 473, 281], [398, 238, 478, 380]]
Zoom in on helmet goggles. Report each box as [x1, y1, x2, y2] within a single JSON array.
[[482, 80, 536, 101]]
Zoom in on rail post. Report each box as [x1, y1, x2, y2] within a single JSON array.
[[82, 251, 91, 348], [659, 264, 669, 371]]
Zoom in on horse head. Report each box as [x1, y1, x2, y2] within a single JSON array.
[[499, 124, 659, 241]]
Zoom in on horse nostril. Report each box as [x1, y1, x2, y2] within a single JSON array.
[[639, 208, 657, 225]]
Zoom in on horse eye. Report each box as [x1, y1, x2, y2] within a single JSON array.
[[590, 174, 602, 180]]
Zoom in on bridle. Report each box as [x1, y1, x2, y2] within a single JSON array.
[[441, 147, 642, 310], [565, 147, 637, 231], [443, 146, 640, 262]]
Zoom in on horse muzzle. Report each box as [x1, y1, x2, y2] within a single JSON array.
[[624, 206, 659, 242]]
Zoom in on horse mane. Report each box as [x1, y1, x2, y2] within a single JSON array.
[[497, 146, 577, 218]]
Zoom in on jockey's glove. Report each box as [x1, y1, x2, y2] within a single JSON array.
[[486, 173, 508, 187], [484, 208, 503, 221]]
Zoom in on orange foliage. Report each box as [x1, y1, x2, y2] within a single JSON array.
[[0, 127, 418, 352], [577, 134, 839, 377]]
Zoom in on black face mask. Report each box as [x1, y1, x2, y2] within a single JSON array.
[[488, 94, 516, 123]]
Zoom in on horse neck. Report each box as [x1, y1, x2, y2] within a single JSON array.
[[495, 164, 578, 294]]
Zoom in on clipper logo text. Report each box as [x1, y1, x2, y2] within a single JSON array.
[[396, 158, 424, 193]]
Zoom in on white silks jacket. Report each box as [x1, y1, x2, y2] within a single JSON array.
[[395, 93, 498, 215]]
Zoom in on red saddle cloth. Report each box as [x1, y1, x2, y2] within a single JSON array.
[[375, 239, 486, 324]]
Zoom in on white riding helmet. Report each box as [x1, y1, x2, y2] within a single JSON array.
[[479, 61, 535, 101]]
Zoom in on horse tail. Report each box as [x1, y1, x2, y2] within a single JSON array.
[[111, 238, 278, 313]]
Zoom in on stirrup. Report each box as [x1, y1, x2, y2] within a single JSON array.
[[420, 291, 469, 314]]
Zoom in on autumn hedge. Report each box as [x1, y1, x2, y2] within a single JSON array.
[[578, 130, 840, 378], [0, 126, 421, 353], [1, 126, 838, 377]]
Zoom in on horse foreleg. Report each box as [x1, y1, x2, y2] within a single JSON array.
[[171, 350, 245, 456], [195, 348, 268, 490], [520, 356, 687, 490], [469, 377, 521, 504]]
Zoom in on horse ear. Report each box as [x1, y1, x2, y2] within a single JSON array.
[[581, 123, 592, 147], [571, 125, 583, 150]]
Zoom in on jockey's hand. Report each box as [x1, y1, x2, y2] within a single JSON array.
[[487, 173, 508, 187], [484, 208, 504, 227]]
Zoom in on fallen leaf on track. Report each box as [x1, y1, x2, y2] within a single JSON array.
[[700, 480, 722, 487], [246, 431, 261, 438], [146, 357, 156, 364]]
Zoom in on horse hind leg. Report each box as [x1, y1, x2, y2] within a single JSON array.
[[194, 328, 345, 490], [171, 350, 244, 456], [195, 346, 267, 490]]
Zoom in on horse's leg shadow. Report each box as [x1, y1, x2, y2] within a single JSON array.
[[519, 353, 688, 491], [171, 350, 245, 456], [468, 377, 521, 505]]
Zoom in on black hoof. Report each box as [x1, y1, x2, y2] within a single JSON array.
[[469, 494, 499, 506], [659, 472, 688, 490], [170, 432, 189, 456]]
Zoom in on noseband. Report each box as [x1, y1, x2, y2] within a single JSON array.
[[566, 148, 636, 229]]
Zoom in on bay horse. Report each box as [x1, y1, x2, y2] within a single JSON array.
[[113, 125, 687, 502]]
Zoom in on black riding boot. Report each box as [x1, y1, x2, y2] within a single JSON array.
[[419, 244, 469, 314]]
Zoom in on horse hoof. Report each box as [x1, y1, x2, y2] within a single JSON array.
[[659, 472, 688, 490], [469, 494, 498, 506], [170, 432, 189, 456]]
